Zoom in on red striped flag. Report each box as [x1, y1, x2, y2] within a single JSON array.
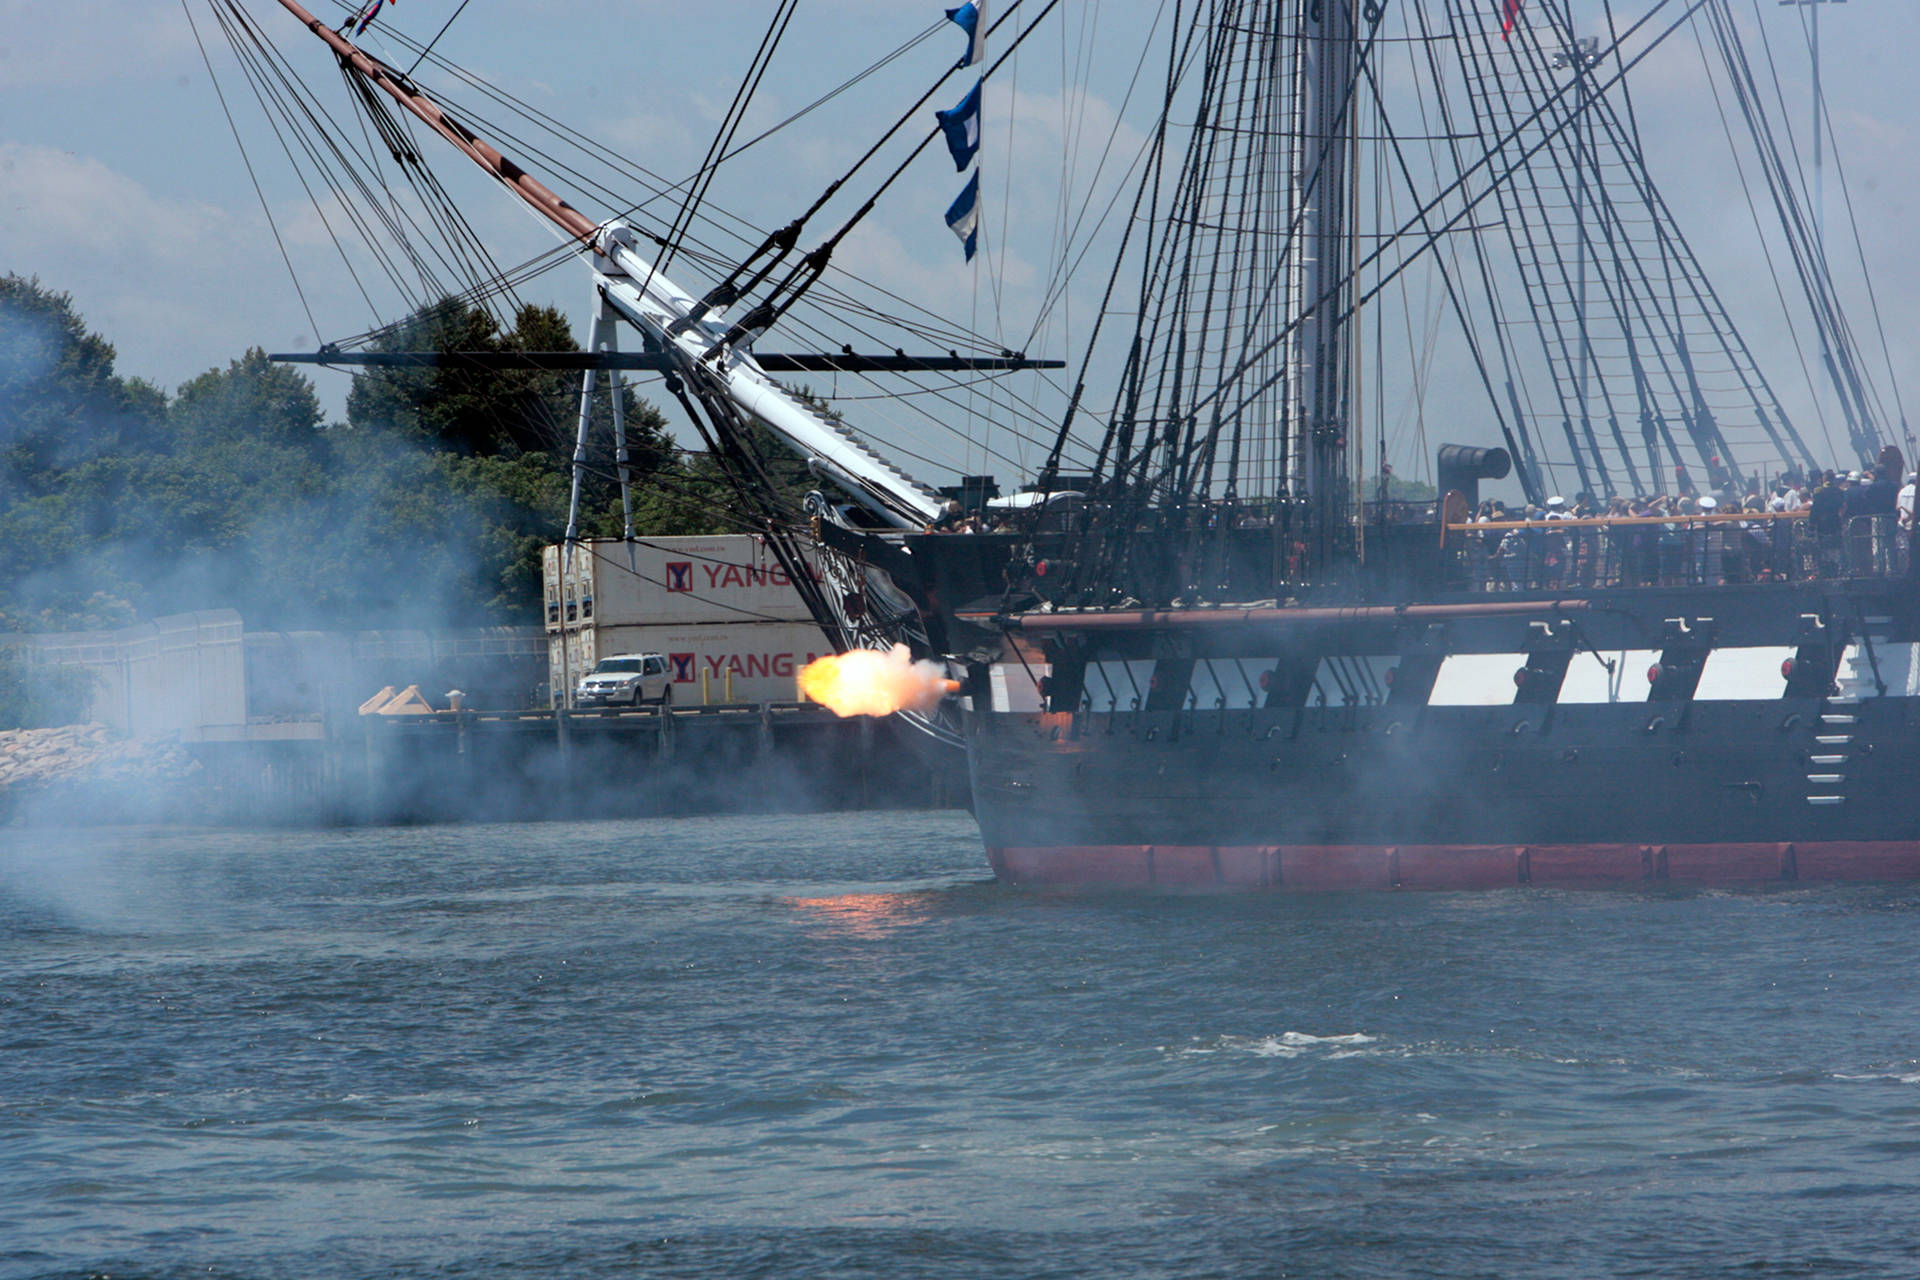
[[352, 0, 392, 37], [1501, 0, 1526, 41]]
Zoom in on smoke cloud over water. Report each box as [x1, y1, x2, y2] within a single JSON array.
[[0, 275, 974, 831]]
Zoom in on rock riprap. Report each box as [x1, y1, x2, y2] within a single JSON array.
[[0, 725, 200, 790]]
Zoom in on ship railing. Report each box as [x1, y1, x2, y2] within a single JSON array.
[[1441, 510, 1911, 591], [1840, 513, 1911, 580]]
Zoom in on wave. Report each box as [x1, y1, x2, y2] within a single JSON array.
[[1167, 1031, 1378, 1060]]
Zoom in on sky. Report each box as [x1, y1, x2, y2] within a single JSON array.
[[3, 0, 1915, 499]]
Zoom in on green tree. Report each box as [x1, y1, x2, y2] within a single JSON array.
[[342, 295, 715, 568], [0, 276, 173, 629], [0, 285, 767, 633], [0, 274, 166, 502], [172, 347, 325, 452], [344, 298, 675, 465], [1363, 471, 1438, 503], [1, 343, 337, 629]]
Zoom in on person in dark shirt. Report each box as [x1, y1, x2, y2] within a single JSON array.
[[1808, 474, 1844, 533], [1808, 473, 1845, 576], [1855, 464, 1901, 571], [1842, 470, 1873, 519], [1863, 467, 1898, 516]]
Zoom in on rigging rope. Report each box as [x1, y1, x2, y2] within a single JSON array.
[[404, 0, 473, 78], [181, 0, 323, 343]]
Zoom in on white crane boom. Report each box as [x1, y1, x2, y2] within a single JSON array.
[[585, 224, 944, 529]]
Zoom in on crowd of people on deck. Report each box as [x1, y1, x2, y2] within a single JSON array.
[[926, 501, 1008, 534], [915, 448, 1920, 595], [1464, 451, 1918, 590]]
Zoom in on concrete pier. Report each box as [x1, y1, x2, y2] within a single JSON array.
[[0, 703, 964, 827], [358, 701, 960, 823]]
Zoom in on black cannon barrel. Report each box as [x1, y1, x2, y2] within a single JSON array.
[[1436, 444, 1512, 508]]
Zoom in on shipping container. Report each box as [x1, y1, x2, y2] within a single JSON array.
[[544, 536, 818, 631], [542, 544, 562, 632], [549, 621, 832, 707]]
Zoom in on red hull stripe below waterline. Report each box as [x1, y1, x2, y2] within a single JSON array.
[[984, 842, 1920, 889]]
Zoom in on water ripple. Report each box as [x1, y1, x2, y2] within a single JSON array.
[[9, 812, 1920, 1277]]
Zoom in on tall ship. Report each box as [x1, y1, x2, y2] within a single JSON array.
[[232, 0, 1917, 888]]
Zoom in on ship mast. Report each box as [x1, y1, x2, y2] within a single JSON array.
[[1293, 0, 1360, 569]]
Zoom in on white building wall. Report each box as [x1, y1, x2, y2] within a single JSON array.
[[26, 611, 247, 740]]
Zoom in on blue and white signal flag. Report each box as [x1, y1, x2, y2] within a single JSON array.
[[945, 171, 981, 261], [936, 80, 982, 172], [945, 2, 987, 68]]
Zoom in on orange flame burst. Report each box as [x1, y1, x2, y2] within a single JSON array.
[[797, 643, 959, 717]]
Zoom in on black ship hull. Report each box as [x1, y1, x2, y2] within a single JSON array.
[[966, 697, 1920, 889], [945, 572, 1920, 891]]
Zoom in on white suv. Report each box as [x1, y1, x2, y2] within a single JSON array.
[[575, 653, 672, 706]]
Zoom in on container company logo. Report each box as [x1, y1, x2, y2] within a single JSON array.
[[663, 562, 694, 592], [669, 651, 820, 683]]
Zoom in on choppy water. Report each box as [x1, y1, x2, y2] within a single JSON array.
[[7, 812, 1920, 1278]]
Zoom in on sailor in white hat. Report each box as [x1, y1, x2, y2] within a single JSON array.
[[1541, 496, 1570, 585], [1698, 495, 1733, 582]]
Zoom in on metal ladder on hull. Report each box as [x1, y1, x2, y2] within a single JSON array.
[[1806, 616, 1893, 808]]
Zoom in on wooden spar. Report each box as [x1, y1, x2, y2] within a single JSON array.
[[268, 350, 1065, 373], [271, 0, 599, 245]]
